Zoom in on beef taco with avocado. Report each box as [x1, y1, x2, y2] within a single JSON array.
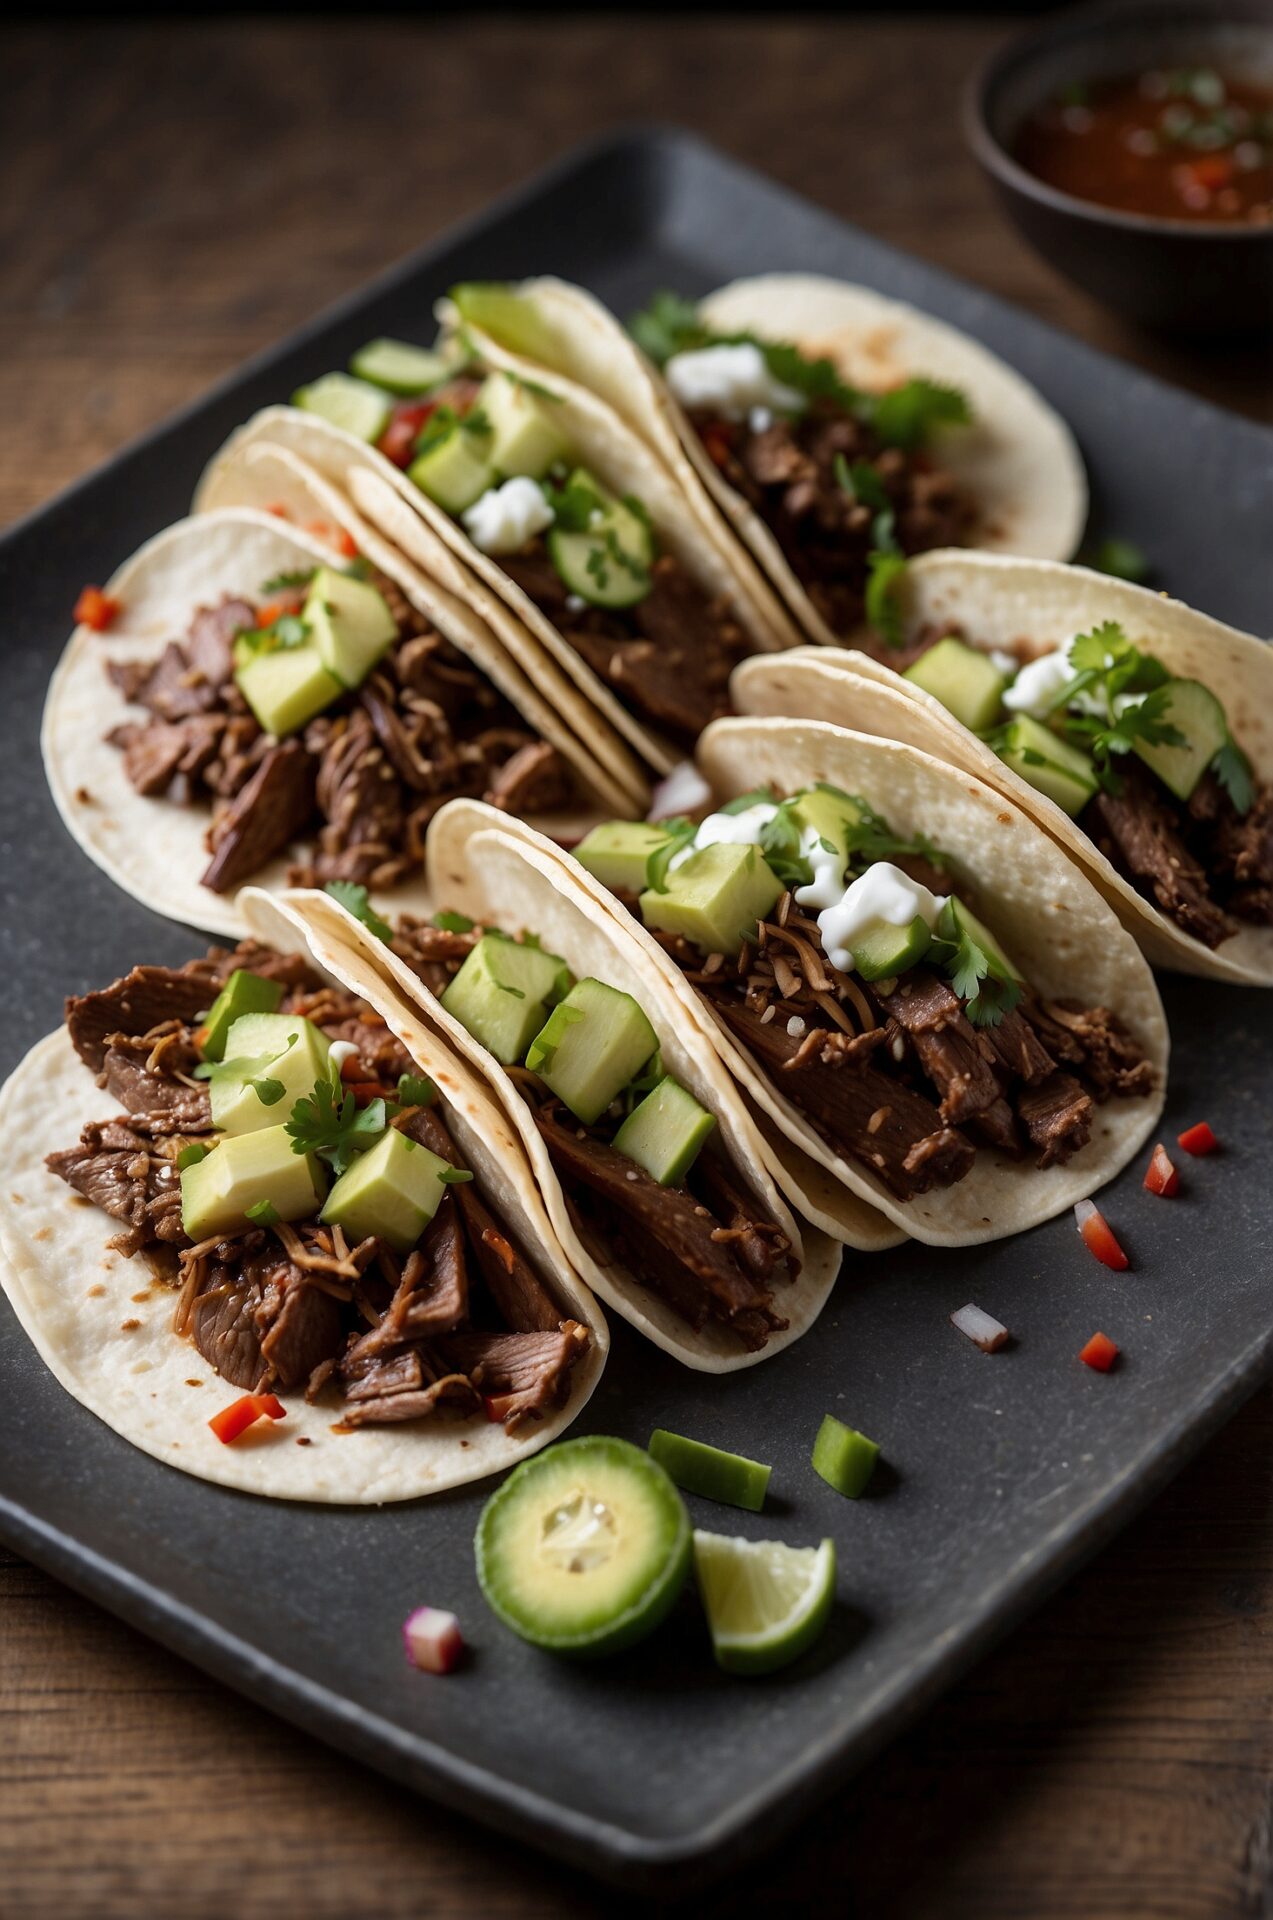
[[43, 471, 625, 940], [0, 893, 606, 1500], [482, 716, 1166, 1248], [423, 274, 1087, 652], [733, 554, 1273, 985], [289, 824, 862, 1370], [194, 319, 800, 800]]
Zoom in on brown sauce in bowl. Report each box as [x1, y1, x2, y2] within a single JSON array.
[[1014, 67, 1273, 224]]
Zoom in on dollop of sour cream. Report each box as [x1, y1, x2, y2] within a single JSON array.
[[327, 1039, 360, 1075], [462, 475, 554, 555], [667, 800, 776, 875], [664, 342, 805, 421], [1001, 646, 1076, 719], [793, 826, 845, 912], [816, 863, 948, 975]]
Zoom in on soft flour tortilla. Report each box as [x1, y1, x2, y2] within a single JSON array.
[[734, 551, 1273, 984], [433, 274, 1088, 648], [288, 830, 856, 1369], [0, 903, 607, 1501], [491, 716, 1165, 1248]]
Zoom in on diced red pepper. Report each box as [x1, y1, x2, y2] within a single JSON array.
[[74, 585, 122, 632], [209, 1391, 287, 1445], [1074, 1199, 1129, 1271], [1143, 1143, 1179, 1197], [377, 398, 441, 469], [1079, 1331, 1119, 1373], [334, 526, 359, 560], [1177, 1121, 1218, 1157]]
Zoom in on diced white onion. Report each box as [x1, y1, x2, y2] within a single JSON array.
[[402, 1606, 464, 1674], [950, 1302, 1010, 1353]]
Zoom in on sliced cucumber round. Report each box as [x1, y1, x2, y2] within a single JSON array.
[[475, 1436, 690, 1656], [547, 488, 655, 611], [350, 337, 450, 395], [292, 372, 391, 444]]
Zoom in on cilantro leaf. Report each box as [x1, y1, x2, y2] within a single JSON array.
[[285, 1078, 388, 1176], [1088, 537, 1150, 583], [628, 291, 707, 365], [324, 881, 392, 944], [867, 379, 972, 451], [720, 787, 779, 816], [176, 1142, 209, 1171], [260, 568, 317, 594], [1066, 620, 1130, 676], [929, 903, 1022, 1029], [438, 1167, 474, 1185], [245, 1199, 280, 1226], [758, 799, 813, 891], [543, 471, 604, 532], [1212, 737, 1255, 814], [840, 794, 943, 875], [397, 1074, 436, 1108], [865, 549, 909, 648], [433, 910, 475, 934], [833, 455, 890, 513], [233, 610, 311, 660], [644, 817, 698, 894]]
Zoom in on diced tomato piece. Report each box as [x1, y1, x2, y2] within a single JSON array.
[[347, 1081, 389, 1107], [377, 398, 441, 469], [1143, 1143, 1179, 1197], [1177, 1121, 1218, 1157], [74, 585, 122, 631], [1189, 155, 1234, 190], [209, 1391, 287, 1445], [334, 526, 359, 559], [1074, 1199, 1129, 1271], [305, 519, 356, 554], [483, 1393, 517, 1424], [1079, 1331, 1119, 1372], [264, 502, 292, 520]]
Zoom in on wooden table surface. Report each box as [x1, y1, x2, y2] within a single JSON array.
[[2, 18, 1271, 1918]]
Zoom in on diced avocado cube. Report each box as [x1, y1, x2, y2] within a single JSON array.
[[237, 643, 343, 738], [612, 1076, 716, 1186], [181, 1124, 326, 1243], [1132, 678, 1228, 802], [999, 714, 1098, 818], [199, 969, 285, 1063], [574, 821, 673, 895], [477, 372, 571, 481], [639, 842, 784, 958], [408, 422, 497, 516], [850, 914, 933, 983], [449, 283, 560, 365], [789, 783, 861, 866], [210, 1013, 332, 1135], [303, 566, 397, 689], [321, 1126, 452, 1254], [525, 978, 657, 1125], [292, 372, 391, 443], [937, 896, 1021, 984], [350, 338, 450, 395], [905, 636, 1008, 733], [440, 933, 573, 1066]]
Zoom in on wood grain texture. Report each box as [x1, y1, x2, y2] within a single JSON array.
[[1, 18, 1271, 1920]]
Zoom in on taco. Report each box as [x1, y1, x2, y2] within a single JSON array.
[[0, 896, 606, 1500], [498, 716, 1167, 1247], [733, 553, 1273, 984], [288, 825, 862, 1371], [424, 274, 1087, 653], [194, 318, 803, 797], [43, 471, 625, 939]]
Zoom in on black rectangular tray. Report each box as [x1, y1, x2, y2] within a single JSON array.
[[3, 129, 1271, 1891]]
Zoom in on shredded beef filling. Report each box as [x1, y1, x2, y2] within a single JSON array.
[[47, 942, 588, 1435], [104, 568, 575, 896], [688, 400, 974, 642]]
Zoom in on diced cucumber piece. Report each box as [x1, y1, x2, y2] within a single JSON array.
[[450, 283, 561, 365], [409, 421, 497, 516], [546, 469, 655, 610], [199, 970, 284, 1063], [321, 1126, 453, 1254], [573, 821, 673, 895], [210, 1013, 331, 1135], [937, 896, 1021, 984], [789, 783, 861, 866], [850, 913, 933, 982], [612, 1076, 716, 1186], [905, 635, 1008, 733], [292, 372, 391, 443], [303, 566, 397, 689], [811, 1414, 879, 1498], [1132, 677, 1228, 802], [640, 842, 784, 959], [350, 338, 450, 395], [236, 643, 343, 738], [648, 1430, 770, 1512], [475, 1435, 691, 1655], [999, 713, 1098, 817], [440, 933, 573, 1067], [477, 371, 571, 480], [181, 1124, 326, 1243], [525, 977, 657, 1125]]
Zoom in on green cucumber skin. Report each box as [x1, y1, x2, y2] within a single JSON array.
[[649, 1429, 770, 1513], [547, 526, 650, 611]]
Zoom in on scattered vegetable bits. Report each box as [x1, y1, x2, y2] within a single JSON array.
[[692, 1530, 836, 1675], [403, 1606, 465, 1674], [1073, 1198, 1129, 1271], [811, 1414, 879, 1498], [950, 1303, 1010, 1353], [648, 1429, 771, 1512], [208, 1391, 287, 1445], [1178, 1121, 1219, 1157], [1079, 1331, 1119, 1373], [1143, 1143, 1179, 1197], [74, 585, 122, 631]]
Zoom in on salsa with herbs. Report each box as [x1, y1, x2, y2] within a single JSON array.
[[1014, 68, 1273, 224]]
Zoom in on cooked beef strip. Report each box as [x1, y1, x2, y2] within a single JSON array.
[[485, 740, 574, 816], [875, 971, 1003, 1126], [1205, 785, 1273, 927], [437, 1324, 592, 1426], [101, 1036, 211, 1131], [66, 961, 222, 1070], [691, 1145, 794, 1285], [981, 1006, 1057, 1087], [1016, 1071, 1093, 1167], [47, 1125, 186, 1259], [1035, 1002, 1155, 1100], [336, 1372, 481, 1428], [202, 739, 318, 893], [1083, 764, 1235, 949]]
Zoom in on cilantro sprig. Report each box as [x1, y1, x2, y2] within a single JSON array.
[[1212, 737, 1255, 813], [1048, 622, 1185, 794], [233, 611, 310, 661], [193, 1040, 295, 1110], [285, 1078, 389, 1177], [929, 904, 1023, 1028], [838, 792, 943, 876], [324, 881, 392, 943]]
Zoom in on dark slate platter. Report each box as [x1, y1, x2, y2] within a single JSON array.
[[2, 130, 1270, 1890]]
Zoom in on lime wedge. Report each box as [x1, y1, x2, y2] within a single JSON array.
[[693, 1530, 835, 1675]]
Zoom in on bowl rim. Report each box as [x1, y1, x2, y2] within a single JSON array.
[[964, 0, 1273, 243]]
